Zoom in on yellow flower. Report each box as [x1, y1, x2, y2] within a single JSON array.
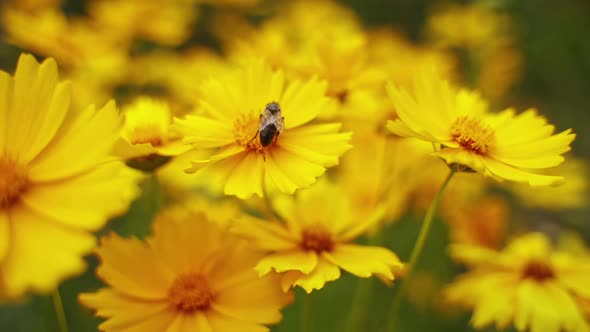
[[114, 97, 189, 166], [175, 60, 352, 198], [0, 54, 141, 298], [233, 180, 403, 293], [445, 233, 590, 332], [386, 72, 575, 186], [80, 207, 292, 332]]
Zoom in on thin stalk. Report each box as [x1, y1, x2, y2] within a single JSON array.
[[52, 289, 69, 332], [385, 169, 456, 332]]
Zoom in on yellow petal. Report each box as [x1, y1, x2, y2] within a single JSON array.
[[265, 148, 326, 194], [280, 77, 328, 128], [324, 244, 403, 280], [79, 288, 171, 331], [279, 123, 352, 167], [213, 273, 291, 324], [224, 151, 264, 198], [0, 71, 13, 150], [232, 216, 297, 251], [255, 250, 318, 275], [291, 257, 341, 293], [166, 313, 212, 332], [28, 101, 121, 181], [1, 205, 95, 297], [149, 216, 222, 275], [515, 281, 589, 332], [431, 148, 487, 173], [482, 158, 565, 186], [6, 55, 69, 163], [96, 233, 174, 300], [175, 115, 234, 149], [207, 311, 269, 332], [22, 162, 141, 231]]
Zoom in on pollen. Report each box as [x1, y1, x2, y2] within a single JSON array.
[[233, 113, 264, 152], [0, 155, 29, 209], [521, 260, 555, 282], [450, 116, 495, 154], [168, 274, 214, 313], [300, 226, 334, 253]]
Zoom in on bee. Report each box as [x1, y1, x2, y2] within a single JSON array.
[[251, 102, 285, 147]]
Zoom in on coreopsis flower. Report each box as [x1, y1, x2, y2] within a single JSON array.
[[233, 180, 403, 293], [114, 97, 189, 170], [386, 72, 575, 186], [445, 233, 590, 332], [80, 207, 292, 332], [0, 54, 140, 298], [175, 60, 352, 198]]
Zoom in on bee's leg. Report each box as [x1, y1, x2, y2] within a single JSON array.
[[247, 130, 259, 144], [273, 131, 280, 145]]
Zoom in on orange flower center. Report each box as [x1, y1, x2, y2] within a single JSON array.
[[521, 260, 555, 281], [0, 155, 29, 209], [168, 274, 213, 313], [233, 113, 264, 152], [300, 226, 334, 253], [129, 126, 166, 147], [450, 116, 495, 154]]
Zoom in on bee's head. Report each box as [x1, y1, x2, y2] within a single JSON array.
[[265, 102, 281, 115]]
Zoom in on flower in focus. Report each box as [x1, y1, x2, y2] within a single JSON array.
[[80, 207, 292, 332], [0, 54, 141, 298], [114, 97, 189, 170], [445, 233, 590, 332], [386, 71, 575, 186], [233, 180, 403, 293], [175, 60, 352, 198]]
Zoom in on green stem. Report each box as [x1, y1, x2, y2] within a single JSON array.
[[385, 169, 456, 332], [52, 289, 69, 332]]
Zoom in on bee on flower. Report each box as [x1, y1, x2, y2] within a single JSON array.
[[174, 59, 352, 199]]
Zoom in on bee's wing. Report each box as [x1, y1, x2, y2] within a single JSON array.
[[259, 113, 271, 130], [276, 116, 285, 132]]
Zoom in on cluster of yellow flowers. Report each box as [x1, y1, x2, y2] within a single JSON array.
[[0, 0, 588, 332]]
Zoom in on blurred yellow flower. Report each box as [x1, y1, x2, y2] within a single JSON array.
[[114, 97, 189, 164], [80, 207, 292, 332], [446, 233, 590, 332], [386, 72, 575, 186], [88, 0, 197, 46], [335, 134, 424, 229], [0, 54, 141, 298], [426, 3, 510, 49], [233, 180, 403, 293], [175, 60, 351, 198]]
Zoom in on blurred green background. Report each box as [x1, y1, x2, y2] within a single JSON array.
[[0, 0, 589, 331]]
